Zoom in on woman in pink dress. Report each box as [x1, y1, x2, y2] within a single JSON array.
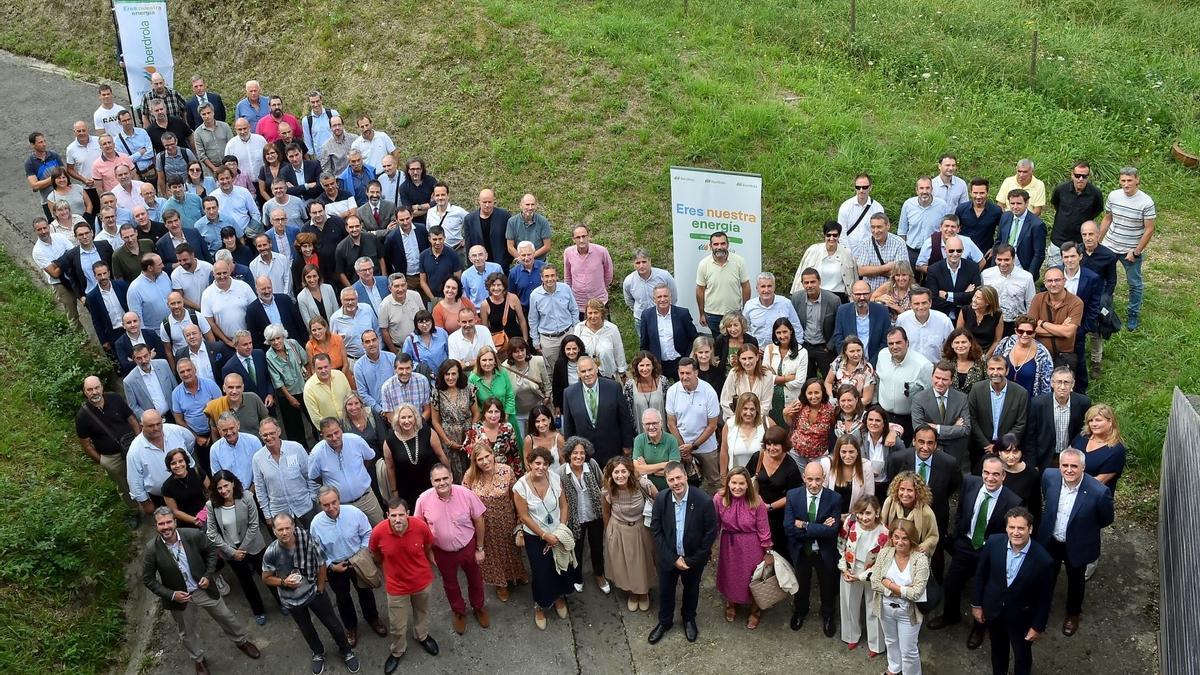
[[714, 466, 774, 629]]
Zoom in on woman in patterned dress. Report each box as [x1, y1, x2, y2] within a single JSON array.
[[463, 398, 522, 479], [430, 359, 478, 482], [463, 441, 528, 600], [785, 378, 836, 462]]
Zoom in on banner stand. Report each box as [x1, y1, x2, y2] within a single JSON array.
[[111, 0, 174, 117]]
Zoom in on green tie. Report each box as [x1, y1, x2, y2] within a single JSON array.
[[1008, 219, 1022, 246], [971, 493, 993, 549], [919, 461, 929, 484], [244, 357, 256, 386], [938, 395, 946, 418], [808, 494, 820, 552], [586, 387, 597, 422]]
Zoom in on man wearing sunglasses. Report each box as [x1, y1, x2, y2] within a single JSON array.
[[836, 173, 886, 246], [1048, 162, 1104, 268]]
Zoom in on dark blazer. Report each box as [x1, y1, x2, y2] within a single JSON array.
[[175, 341, 232, 379], [85, 280, 130, 347], [833, 301, 892, 364], [925, 259, 982, 319], [142, 527, 220, 611], [281, 160, 324, 199], [972, 533, 1054, 633], [788, 289, 841, 350], [122, 359, 179, 417], [911, 387, 972, 471], [638, 305, 699, 363], [712, 333, 759, 370], [382, 224, 430, 278], [1026, 392, 1091, 470], [115, 329, 166, 376], [1081, 244, 1119, 300], [561, 378, 635, 466], [357, 200, 398, 231], [995, 211, 1048, 281], [185, 92, 227, 127], [967, 380, 1029, 459], [783, 487, 842, 566], [952, 477, 1021, 549], [155, 228, 212, 269], [464, 206, 514, 269], [56, 242, 115, 298], [268, 225, 300, 255], [1071, 265, 1103, 333], [245, 294, 309, 350], [221, 349, 273, 401], [886, 448, 962, 535], [650, 486, 718, 571], [1036, 470, 1114, 566]]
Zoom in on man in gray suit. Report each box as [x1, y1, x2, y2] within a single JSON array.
[[967, 355, 1029, 473], [123, 344, 178, 417], [143, 507, 260, 673], [357, 180, 397, 231], [789, 267, 841, 378], [912, 360, 972, 474]]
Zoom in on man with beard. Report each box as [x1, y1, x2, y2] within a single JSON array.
[[693, 230, 750, 336], [255, 95, 301, 144], [76, 375, 141, 524]]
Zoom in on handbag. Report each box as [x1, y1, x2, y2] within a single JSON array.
[[491, 300, 511, 350], [915, 575, 942, 616], [81, 403, 137, 454], [348, 548, 383, 589], [749, 553, 796, 609]]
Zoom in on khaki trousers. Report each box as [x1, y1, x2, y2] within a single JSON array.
[[347, 490, 384, 526], [170, 589, 248, 663], [386, 585, 431, 657], [99, 453, 136, 511], [52, 283, 83, 331], [693, 450, 721, 493]]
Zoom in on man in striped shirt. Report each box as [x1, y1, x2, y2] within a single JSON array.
[[1098, 167, 1155, 331]]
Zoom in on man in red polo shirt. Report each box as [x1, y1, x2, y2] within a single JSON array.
[[415, 464, 490, 635], [370, 498, 439, 674]]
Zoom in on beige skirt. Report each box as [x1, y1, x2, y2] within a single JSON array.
[[604, 517, 657, 594]]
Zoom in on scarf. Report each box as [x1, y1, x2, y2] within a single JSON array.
[[561, 459, 603, 539]]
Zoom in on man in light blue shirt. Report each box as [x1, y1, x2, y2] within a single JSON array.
[[164, 180, 204, 230], [622, 248, 677, 335], [194, 196, 235, 254], [251, 418, 318, 524], [210, 412, 260, 490], [126, 409, 196, 511], [330, 287, 380, 360], [308, 422, 383, 525], [507, 242, 546, 311], [301, 93, 339, 155], [528, 265, 578, 371], [352, 329, 396, 416], [127, 253, 173, 328], [741, 272, 802, 345], [171, 360, 223, 442], [310, 485, 387, 641], [213, 168, 260, 235], [898, 177, 952, 264], [460, 245, 503, 306], [115, 109, 154, 173], [235, 81, 269, 131]]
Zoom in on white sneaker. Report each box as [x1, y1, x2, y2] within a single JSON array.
[[599, 581, 611, 595], [573, 583, 584, 593]]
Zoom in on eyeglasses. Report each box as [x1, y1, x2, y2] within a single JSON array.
[[854, 185, 871, 191], [946, 248, 963, 253], [1015, 328, 1035, 336], [1073, 173, 1090, 179]]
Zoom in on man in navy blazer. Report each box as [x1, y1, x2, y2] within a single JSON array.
[[155, 226, 211, 270], [84, 263, 129, 352], [638, 284, 698, 381], [382, 211, 430, 279], [115, 313, 167, 375], [184, 79, 227, 126], [972, 507, 1054, 675], [244, 279, 308, 349], [221, 331, 274, 407], [994, 190, 1047, 281], [1060, 242, 1102, 391], [56, 237, 115, 300], [929, 455, 1022, 647], [464, 192, 513, 269], [924, 236, 983, 321], [1036, 450, 1114, 636], [280, 153, 324, 200], [1026, 367, 1091, 471], [561, 356, 634, 467], [648, 462, 718, 645], [174, 327, 232, 382], [832, 280, 891, 364], [783, 461, 843, 636]]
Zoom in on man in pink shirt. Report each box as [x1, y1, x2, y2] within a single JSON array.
[[255, 95, 302, 144], [563, 224, 613, 317], [91, 135, 136, 193], [413, 464, 489, 635]]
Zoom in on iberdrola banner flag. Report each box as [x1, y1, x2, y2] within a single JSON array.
[[670, 166, 763, 329], [113, 0, 174, 105]]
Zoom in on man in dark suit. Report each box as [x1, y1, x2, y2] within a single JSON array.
[[356, 181, 397, 232], [925, 236, 982, 321], [833, 280, 891, 364], [221, 330, 274, 408], [886, 425, 962, 581], [143, 507, 260, 672], [55, 226, 115, 300], [184, 77, 227, 126], [638, 284, 699, 381], [245, 276, 308, 349], [562, 356, 634, 466], [783, 461, 843, 636], [789, 267, 841, 378], [928, 455, 1022, 649], [280, 144, 323, 200], [911, 361, 972, 474], [967, 356, 1030, 472], [464, 189, 513, 269], [1037, 449, 1114, 636], [156, 215, 212, 270], [648, 462, 718, 645], [175, 324, 232, 383], [382, 207, 430, 282], [1059, 242, 1102, 392], [115, 312, 167, 375], [1026, 367, 1091, 471], [84, 261, 129, 353], [972, 507, 1054, 675], [994, 190, 1047, 281]]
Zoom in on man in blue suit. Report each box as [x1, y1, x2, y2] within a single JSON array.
[[994, 190, 1047, 281], [561, 356, 635, 466], [156, 210, 211, 271], [832, 280, 891, 364], [1060, 242, 1102, 392], [184, 76, 227, 127], [638, 283, 698, 381], [221, 330, 274, 407], [1036, 448, 1114, 637], [114, 312, 167, 376], [84, 261, 129, 353], [245, 277, 308, 349], [784, 461, 842, 636], [464, 190, 513, 270], [972, 507, 1054, 675], [648, 462, 718, 645]]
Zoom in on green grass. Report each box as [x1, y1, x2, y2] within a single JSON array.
[[2, 0, 1196, 512], [0, 247, 130, 672]]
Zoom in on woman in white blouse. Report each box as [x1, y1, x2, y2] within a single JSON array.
[[720, 343, 776, 423], [762, 317, 807, 429], [792, 221, 858, 300], [719, 392, 766, 481], [572, 299, 627, 381], [871, 519, 930, 675], [858, 404, 904, 501]]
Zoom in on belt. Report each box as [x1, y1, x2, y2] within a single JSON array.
[[888, 602, 903, 609], [540, 329, 568, 338]]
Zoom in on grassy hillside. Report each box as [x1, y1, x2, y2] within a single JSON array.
[[4, 0, 1198, 512]]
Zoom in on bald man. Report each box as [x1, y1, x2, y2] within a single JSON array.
[[76, 375, 141, 522], [784, 461, 842, 636], [464, 188, 513, 268], [460, 245, 503, 306]]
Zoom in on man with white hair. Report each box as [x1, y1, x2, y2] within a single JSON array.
[[507, 240, 546, 314], [235, 80, 269, 130], [460, 245, 502, 306], [995, 158, 1047, 216], [742, 272, 801, 345], [330, 286, 380, 360]]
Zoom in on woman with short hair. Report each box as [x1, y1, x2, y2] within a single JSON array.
[[265, 322, 312, 442], [559, 436, 608, 595]]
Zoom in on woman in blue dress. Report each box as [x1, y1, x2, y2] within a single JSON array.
[[1069, 403, 1127, 494]]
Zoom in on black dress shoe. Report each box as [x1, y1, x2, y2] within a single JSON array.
[[927, 615, 956, 630], [789, 612, 805, 631], [417, 635, 439, 656], [822, 616, 836, 637], [966, 624, 986, 650], [384, 654, 401, 674], [684, 620, 698, 643], [648, 623, 671, 644]]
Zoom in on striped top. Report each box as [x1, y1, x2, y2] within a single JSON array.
[[1102, 189, 1156, 254]]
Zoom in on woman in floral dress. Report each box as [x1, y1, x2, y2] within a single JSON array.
[[431, 359, 478, 482], [463, 442, 528, 600], [463, 398, 522, 479]]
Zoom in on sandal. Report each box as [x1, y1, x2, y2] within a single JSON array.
[[747, 608, 761, 630], [724, 602, 736, 623]]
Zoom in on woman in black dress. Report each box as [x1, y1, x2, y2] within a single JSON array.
[[479, 272, 528, 344], [161, 448, 209, 528], [997, 433, 1042, 525], [382, 403, 449, 508], [956, 285, 1003, 354], [691, 335, 726, 393], [745, 426, 804, 556]]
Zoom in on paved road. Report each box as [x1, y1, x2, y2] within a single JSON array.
[[0, 49, 1160, 675]]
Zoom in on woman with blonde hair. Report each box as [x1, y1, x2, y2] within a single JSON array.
[[602, 456, 658, 612], [872, 518, 931, 675], [714, 311, 758, 373], [720, 343, 775, 423], [463, 441, 528, 601], [714, 466, 773, 629], [720, 392, 765, 481], [573, 298, 627, 381], [1071, 403, 1127, 492], [871, 260, 915, 321], [382, 402, 449, 507], [879, 471, 939, 559]]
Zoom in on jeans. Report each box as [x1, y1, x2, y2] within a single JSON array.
[[289, 591, 351, 657], [704, 313, 723, 336], [1119, 253, 1144, 325]]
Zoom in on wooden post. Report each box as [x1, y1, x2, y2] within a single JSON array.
[[683, 0, 689, 16], [1029, 30, 1039, 88], [850, 0, 857, 37]]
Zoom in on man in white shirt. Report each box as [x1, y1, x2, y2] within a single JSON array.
[[350, 115, 395, 172], [980, 245, 1036, 331], [126, 409, 196, 513], [249, 234, 291, 296], [875, 327, 933, 442], [741, 272, 801, 345], [65, 121, 101, 196], [447, 308, 493, 368], [664, 359, 721, 492], [223, 118, 268, 179], [201, 260, 256, 348], [170, 246, 214, 309], [161, 291, 213, 355], [31, 216, 82, 329], [894, 288, 953, 365], [93, 84, 126, 137], [837, 173, 886, 245], [426, 183, 469, 251]]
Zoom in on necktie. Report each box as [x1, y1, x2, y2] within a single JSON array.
[[972, 493, 993, 549], [1008, 219, 1022, 245], [808, 494, 820, 552], [244, 356, 256, 386], [373, 206, 381, 227], [919, 461, 929, 484], [938, 395, 946, 418], [586, 387, 597, 422]]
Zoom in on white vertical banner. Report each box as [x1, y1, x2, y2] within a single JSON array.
[[113, 0, 174, 106], [669, 166, 763, 327]]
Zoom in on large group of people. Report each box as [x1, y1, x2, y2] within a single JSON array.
[[37, 79, 1149, 674]]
